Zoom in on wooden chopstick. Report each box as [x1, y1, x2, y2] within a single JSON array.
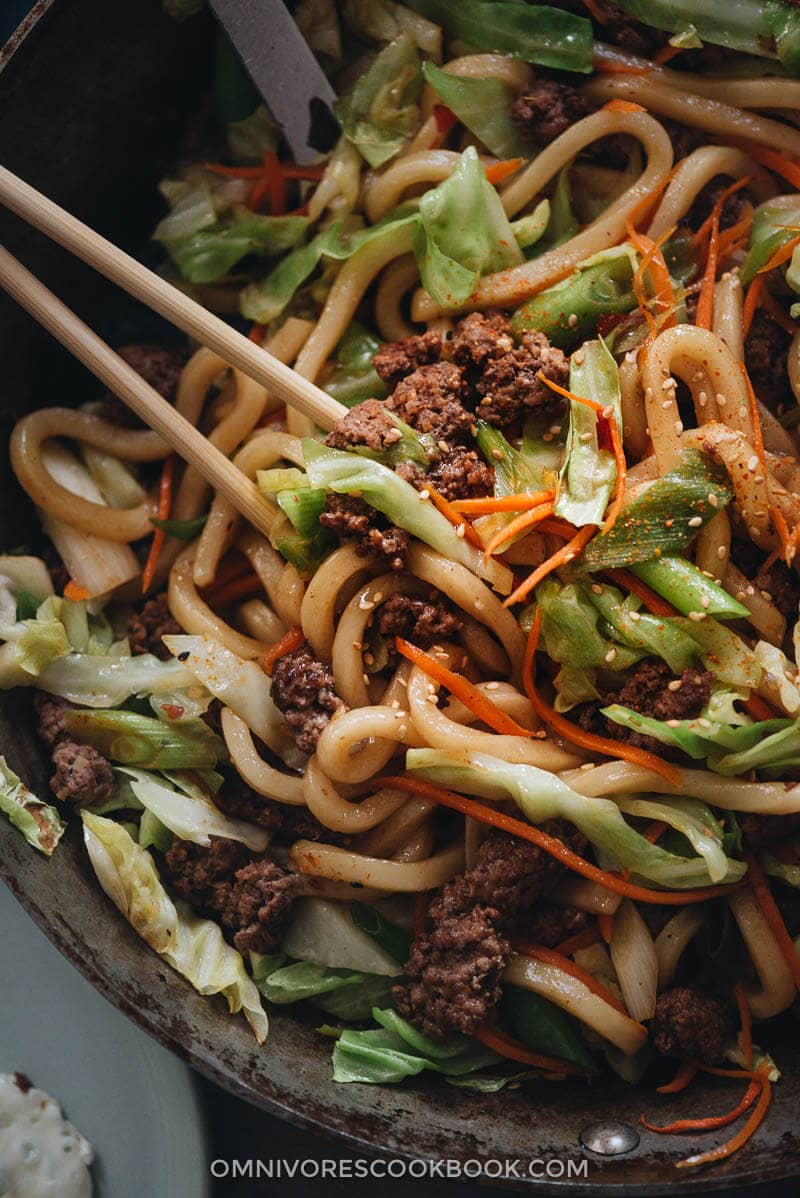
[[0, 164, 346, 433], [0, 245, 279, 539]]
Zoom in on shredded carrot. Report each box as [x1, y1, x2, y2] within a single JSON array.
[[538, 517, 578, 539], [395, 637, 532, 738], [692, 178, 752, 253], [433, 104, 458, 136], [654, 42, 684, 66], [644, 820, 668, 844], [733, 981, 753, 1070], [524, 607, 682, 786], [580, 0, 608, 22], [482, 502, 554, 562], [426, 486, 483, 549], [605, 568, 677, 618], [743, 694, 776, 724], [142, 453, 176, 594], [695, 204, 721, 331], [374, 773, 739, 905], [737, 142, 800, 190], [676, 1074, 771, 1168], [657, 1061, 698, 1093], [510, 939, 631, 1017], [594, 59, 651, 76], [745, 853, 800, 990], [716, 212, 754, 263], [627, 222, 676, 333], [503, 524, 597, 608], [597, 912, 615, 944], [742, 275, 764, 339], [450, 490, 554, 515], [603, 99, 646, 114], [206, 551, 252, 592], [770, 504, 793, 566], [757, 231, 800, 276], [761, 287, 799, 337], [64, 580, 90, 602], [556, 925, 601, 956], [413, 891, 429, 938], [263, 625, 305, 676], [485, 158, 524, 185], [473, 1023, 590, 1076], [741, 365, 767, 476], [642, 1079, 760, 1135], [248, 323, 265, 344], [261, 150, 285, 214], [626, 168, 676, 232], [202, 570, 262, 610]]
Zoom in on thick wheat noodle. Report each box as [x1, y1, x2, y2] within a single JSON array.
[[561, 760, 800, 813], [289, 223, 416, 436], [193, 429, 304, 587], [554, 877, 622, 915], [723, 561, 787, 647], [294, 878, 385, 902], [236, 597, 287, 645], [167, 544, 267, 659], [618, 353, 650, 462], [641, 326, 753, 473], [647, 146, 772, 240], [594, 42, 800, 109], [236, 527, 304, 628], [402, 113, 442, 156], [729, 889, 797, 1019], [289, 836, 466, 890], [315, 705, 425, 784], [407, 542, 525, 682], [302, 754, 408, 833], [420, 53, 532, 122], [713, 272, 745, 383], [300, 544, 375, 661], [307, 139, 362, 223], [375, 255, 419, 342], [364, 149, 472, 224], [582, 74, 800, 159], [391, 821, 435, 863], [220, 708, 306, 804], [10, 409, 156, 540], [655, 907, 705, 990], [694, 511, 731, 578], [407, 666, 579, 769], [355, 796, 437, 858], [682, 423, 796, 551], [457, 614, 510, 677], [443, 682, 538, 731], [503, 954, 648, 1056], [412, 109, 673, 320]]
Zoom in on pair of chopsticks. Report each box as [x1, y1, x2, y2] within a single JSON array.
[[0, 165, 348, 539]]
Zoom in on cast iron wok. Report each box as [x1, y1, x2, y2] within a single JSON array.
[[1, 3, 799, 1190]]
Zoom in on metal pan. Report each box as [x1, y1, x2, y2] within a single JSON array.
[[0, 2, 798, 1189]]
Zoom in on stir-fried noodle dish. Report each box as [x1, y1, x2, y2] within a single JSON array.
[[13, 0, 800, 1167]]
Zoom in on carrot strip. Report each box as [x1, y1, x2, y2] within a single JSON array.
[[482, 502, 554, 562], [742, 275, 764, 339], [142, 453, 176, 594], [627, 223, 676, 332], [654, 42, 684, 65], [770, 504, 793, 566], [626, 167, 676, 232], [450, 490, 555, 515], [733, 981, 753, 1070], [594, 61, 651, 75], [64, 580, 90, 602], [473, 1023, 590, 1076], [745, 853, 800, 990], [657, 1061, 698, 1093], [644, 820, 668, 844], [741, 365, 767, 477], [263, 625, 305, 676], [280, 164, 326, 181], [603, 99, 646, 114], [605, 568, 677, 618], [524, 607, 682, 786], [205, 551, 252, 593], [757, 231, 800, 276], [510, 939, 630, 1015], [580, 0, 608, 22], [692, 178, 752, 253], [736, 142, 800, 190], [485, 158, 524, 185], [262, 150, 285, 215], [716, 214, 753, 263], [394, 637, 533, 738], [676, 1075, 771, 1168], [761, 288, 799, 337], [642, 1079, 760, 1134], [556, 925, 601, 956], [598, 912, 615, 944], [374, 774, 738, 905], [504, 525, 598, 608], [202, 570, 262, 610], [248, 323, 265, 343], [695, 205, 720, 330], [426, 486, 484, 549], [538, 517, 578, 539]]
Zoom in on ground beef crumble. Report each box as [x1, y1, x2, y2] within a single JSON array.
[[510, 80, 594, 144], [651, 986, 731, 1064], [386, 362, 473, 444], [739, 812, 800, 851], [393, 825, 586, 1038], [475, 331, 569, 427], [164, 837, 301, 954], [270, 639, 344, 755], [214, 775, 346, 844], [96, 344, 185, 425], [373, 331, 441, 388], [745, 311, 793, 411], [320, 494, 409, 570], [127, 593, 181, 660], [427, 447, 495, 501], [324, 398, 401, 453], [375, 593, 462, 648], [33, 693, 114, 806], [449, 312, 515, 371]]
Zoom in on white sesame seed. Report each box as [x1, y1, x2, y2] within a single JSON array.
[[689, 610, 706, 621], [746, 585, 755, 596], [568, 313, 579, 328], [629, 610, 641, 622], [605, 648, 617, 663], [474, 599, 484, 611], [437, 440, 450, 454], [718, 545, 727, 559], [675, 420, 684, 434], [667, 679, 682, 691], [662, 377, 676, 390], [580, 431, 593, 442], [491, 448, 505, 461], [747, 455, 759, 472], [456, 523, 466, 538], [485, 681, 500, 690], [698, 717, 711, 729], [667, 719, 681, 728], [661, 398, 673, 409], [645, 387, 654, 399], [358, 595, 375, 610], [580, 761, 595, 771], [708, 493, 719, 507], [761, 590, 773, 602], [591, 583, 604, 594], [701, 595, 710, 608], [419, 488, 430, 500], [698, 391, 708, 407], [716, 392, 727, 407], [688, 516, 703, 527], [373, 592, 383, 604]]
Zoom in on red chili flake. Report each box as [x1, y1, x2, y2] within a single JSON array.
[[162, 704, 185, 720]]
